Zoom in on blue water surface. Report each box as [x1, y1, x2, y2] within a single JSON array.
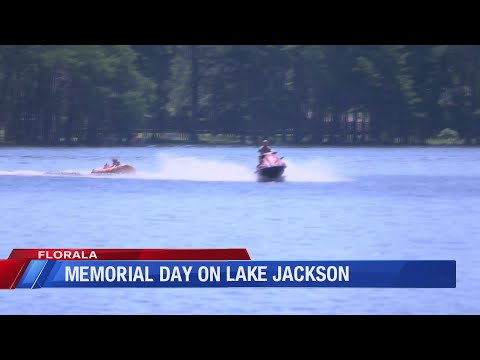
[[0, 145, 479, 314]]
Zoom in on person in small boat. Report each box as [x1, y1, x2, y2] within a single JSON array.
[[103, 163, 109, 169], [112, 159, 121, 167], [258, 139, 271, 165]]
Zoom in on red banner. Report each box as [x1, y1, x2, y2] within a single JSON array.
[[8, 248, 251, 261], [0, 260, 29, 289]]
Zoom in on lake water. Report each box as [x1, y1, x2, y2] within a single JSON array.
[[0, 145, 479, 314]]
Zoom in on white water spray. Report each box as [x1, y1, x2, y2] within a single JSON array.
[[137, 155, 255, 182], [137, 155, 349, 182], [281, 159, 350, 182]]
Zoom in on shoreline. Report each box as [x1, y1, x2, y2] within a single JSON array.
[[1, 142, 479, 149]]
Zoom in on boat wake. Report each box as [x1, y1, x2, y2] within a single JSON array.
[[0, 170, 86, 177], [0, 170, 114, 178]]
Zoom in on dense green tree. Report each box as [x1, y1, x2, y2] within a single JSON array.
[[1, 45, 480, 145]]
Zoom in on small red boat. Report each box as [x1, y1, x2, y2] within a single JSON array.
[[91, 164, 136, 175]]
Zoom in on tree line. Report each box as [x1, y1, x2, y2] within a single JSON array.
[[1, 45, 479, 145]]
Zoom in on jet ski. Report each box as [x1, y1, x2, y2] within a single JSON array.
[[91, 164, 136, 175], [255, 151, 287, 182]]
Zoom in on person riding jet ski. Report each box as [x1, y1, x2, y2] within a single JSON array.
[[257, 139, 272, 165]]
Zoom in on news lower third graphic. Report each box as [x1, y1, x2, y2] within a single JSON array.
[[0, 249, 456, 289]]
